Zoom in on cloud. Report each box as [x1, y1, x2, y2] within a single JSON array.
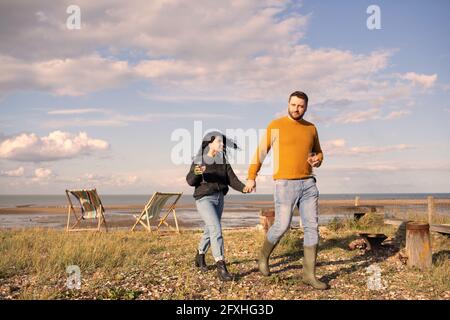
[[0, 0, 308, 61], [0, 0, 407, 104], [322, 139, 415, 156], [0, 166, 24, 177], [401, 72, 437, 89], [334, 108, 381, 124], [322, 162, 450, 173], [42, 110, 241, 128], [0, 54, 134, 96], [33, 167, 52, 180], [384, 109, 411, 120], [0, 130, 109, 162], [77, 173, 139, 187], [348, 144, 413, 154], [47, 108, 104, 115], [333, 108, 411, 124]]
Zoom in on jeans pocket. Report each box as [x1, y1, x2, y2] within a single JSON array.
[[274, 179, 288, 186], [304, 178, 319, 195]]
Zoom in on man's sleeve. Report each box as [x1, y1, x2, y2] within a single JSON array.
[[247, 121, 274, 180], [313, 126, 324, 162]]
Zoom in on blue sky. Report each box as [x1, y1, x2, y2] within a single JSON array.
[[0, 0, 449, 194]]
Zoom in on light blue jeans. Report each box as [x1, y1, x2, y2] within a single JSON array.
[[267, 178, 320, 246], [195, 192, 225, 261]]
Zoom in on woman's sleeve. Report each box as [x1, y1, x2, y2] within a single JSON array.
[[226, 163, 246, 192], [186, 162, 201, 186]]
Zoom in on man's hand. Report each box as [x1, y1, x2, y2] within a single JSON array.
[[243, 179, 256, 193], [308, 155, 322, 168]]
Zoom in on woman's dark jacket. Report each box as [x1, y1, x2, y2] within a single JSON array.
[[186, 155, 245, 200]]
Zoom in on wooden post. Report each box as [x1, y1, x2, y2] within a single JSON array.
[[427, 196, 435, 225], [259, 209, 275, 233], [406, 222, 432, 271], [354, 196, 360, 207]]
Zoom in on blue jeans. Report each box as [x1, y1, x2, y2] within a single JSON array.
[[267, 178, 320, 246], [195, 192, 225, 261]]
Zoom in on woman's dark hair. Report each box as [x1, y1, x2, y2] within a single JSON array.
[[195, 131, 239, 164]]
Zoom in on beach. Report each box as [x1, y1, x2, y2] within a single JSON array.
[[0, 195, 449, 300], [0, 226, 448, 300]]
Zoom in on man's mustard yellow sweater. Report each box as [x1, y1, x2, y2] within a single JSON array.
[[247, 116, 324, 180]]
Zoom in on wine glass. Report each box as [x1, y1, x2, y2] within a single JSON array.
[[193, 155, 206, 184]]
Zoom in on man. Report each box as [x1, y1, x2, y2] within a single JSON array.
[[244, 91, 327, 290]]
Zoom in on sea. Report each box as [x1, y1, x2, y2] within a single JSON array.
[[1, 193, 450, 208], [0, 193, 448, 229]]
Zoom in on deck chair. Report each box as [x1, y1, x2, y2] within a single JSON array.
[[131, 192, 182, 233], [65, 188, 107, 232]]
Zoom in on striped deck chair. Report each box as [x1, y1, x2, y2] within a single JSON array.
[[131, 192, 182, 233], [65, 188, 107, 232]]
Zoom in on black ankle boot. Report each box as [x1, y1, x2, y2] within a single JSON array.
[[195, 252, 208, 272], [216, 260, 233, 281]]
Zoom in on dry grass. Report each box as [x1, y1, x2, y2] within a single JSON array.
[[0, 220, 449, 300]]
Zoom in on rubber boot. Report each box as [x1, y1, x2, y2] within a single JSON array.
[[216, 260, 233, 281], [258, 238, 277, 276], [302, 245, 328, 290], [195, 251, 208, 272]]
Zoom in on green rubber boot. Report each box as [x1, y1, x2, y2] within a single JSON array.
[[302, 245, 328, 290], [258, 238, 277, 276]]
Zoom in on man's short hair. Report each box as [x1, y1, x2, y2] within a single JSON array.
[[289, 91, 308, 105]]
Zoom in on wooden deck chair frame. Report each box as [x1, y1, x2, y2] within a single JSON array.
[[131, 192, 182, 233], [65, 188, 108, 232]]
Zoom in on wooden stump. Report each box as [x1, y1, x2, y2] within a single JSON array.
[[259, 209, 275, 234], [406, 222, 432, 270]]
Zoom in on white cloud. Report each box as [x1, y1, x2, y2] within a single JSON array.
[[384, 109, 411, 120], [401, 72, 437, 89], [0, 166, 24, 177], [333, 107, 411, 124], [0, 0, 410, 104], [0, 131, 109, 162], [322, 162, 450, 173], [0, 0, 308, 61], [47, 108, 104, 115], [348, 144, 413, 154], [334, 108, 381, 124], [0, 54, 134, 96], [322, 139, 415, 157], [79, 173, 139, 187], [34, 167, 52, 179], [42, 111, 241, 128], [323, 139, 346, 148]]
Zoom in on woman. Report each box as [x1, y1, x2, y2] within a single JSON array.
[[186, 131, 247, 281]]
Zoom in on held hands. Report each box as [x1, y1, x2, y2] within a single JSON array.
[[194, 165, 206, 175], [307, 155, 322, 168], [243, 179, 256, 193]]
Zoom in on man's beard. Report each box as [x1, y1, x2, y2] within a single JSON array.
[[288, 110, 304, 120]]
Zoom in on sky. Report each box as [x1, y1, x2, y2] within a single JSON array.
[[0, 0, 449, 195]]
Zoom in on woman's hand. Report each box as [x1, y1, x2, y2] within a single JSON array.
[[194, 165, 206, 175], [243, 180, 256, 193]]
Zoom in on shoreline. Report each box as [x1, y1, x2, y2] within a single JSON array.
[[1, 198, 448, 230], [3, 198, 449, 214]]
